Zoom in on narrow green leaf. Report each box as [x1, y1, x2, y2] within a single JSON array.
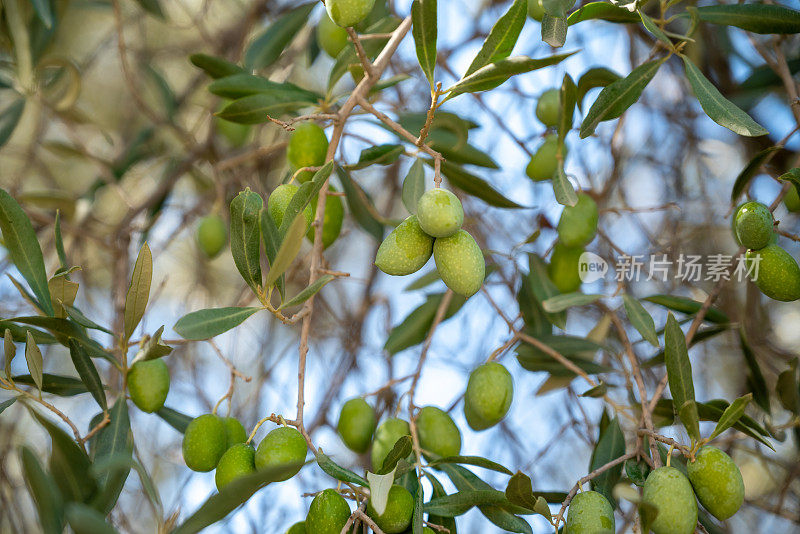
[[244, 3, 316, 70], [379, 436, 413, 474], [695, 4, 800, 35], [20, 446, 65, 534], [0, 187, 54, 316], [424, 471, 458, 534], [709, 393, 752, 440], [644, 294, 729, 324], [447, 53, 576, 100], [66, 503, 119, 534], [278, 162, 334, 237], [229, 189, 264, 293], [278, 275, 335, 310], [424, 490, 509, 516], [0, 98, 25, 148], [542, 293, 602, 313], [346, 144, 404, 170], [265, 213, 305, 290], [567, 2, 640, 25], [576, 67, 621, 110], [337, 167, 384, 241], [625, 458, 651, 487], [542, 0, 576, 18], [427, 455, 513, 475], [402, 159, 426, 215], [622, 294, 659, 347], [216, 94, 312, 124], [63, 305, 113, 335], [681, 55, 768, 137], [412, 479, 424, 534], [589, 417, 625, 504], [557, 74, 577, 146], [580, 58, 667, 138], [435, 160, 524, 209], [54, 211, 67, 271], [68, 340, 106, 411], [526, 254, 566, 329], [0, 397, 15, 414], [89, 398, 132, 514], [384, 292, 466, 354], [552, 161, 578, 207], [133, 0, 164, 18], [189, 54, 245, 79], [156, 406, 192, 433], [173, 307, 261, 340], [411, 0, 438, 86], [12, 374, 89, 396], [541, 15, 567, 48], [208, 74, 320, 101], [124, 243, 152, 340], [315, 450, 368, 486], [639, 11, 672, 47], [30, 0, 54, 28], [464, 0, 527, 77], [24, 331, 43, 392], [739, 328, 770, 413], [4, 328, 16, 379], [779, 168, 800, 198], [730, 145, 782, 202], [664, 313, 700, 440]]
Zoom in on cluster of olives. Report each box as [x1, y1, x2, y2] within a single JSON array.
[[181, 414, 307, 492], [526, 89, 568, 182], [566, 446, 744, 534], [548, 193, 598, 293], [734, 200, 800, 301], [375, 188, 486, 297]]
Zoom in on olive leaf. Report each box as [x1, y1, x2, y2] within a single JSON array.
[[229, 189, 264, 294], [20, 446, 65, 534], [265, 212, 306, 290], [622, 294, 659, 347], [664, 313, 700, 441], [189, 54, 245, 79], [174, 307, 262, 340], [411, 0, 438, 86], [124, 243, 152, 341], [463, 0, 527, 78], [4, 328, 16, 379], [24, 332, 44, 393], [367, 467, 397, 516], [243, 2, 316, 70], [68, 339, 106, 411], [709, 393, 752, 440], [130, 325, 172, 363], [402, 159, 426, 215]]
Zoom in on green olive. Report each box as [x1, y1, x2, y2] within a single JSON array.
[[127, 359, 169, 413], [642, 466, 697, 534], [196, 214, 228, 259], [416, 188, 464, 238], [687, 446, 744, 521], [222, 417, 247, 448], [366, 485, 414, 533], [214, 443, 256, 491], [337, 398, 377, 454], [735, 201, 774, 250], [286, 521, 305, 534], [558, 193, 598, 247], [416, 406, 461, 459], [527, 0, 545, 21], [375, 215, 434, 276], [433, 229, 485, 298], [784, 186, 800, 213], [371, 418, 411, 471], [536, 89, 560, 128], [317, 13, 349, 58], [326, 0, 377, 28], [268, 184, 313, 231], [745, 244, 800, 302], [306, 188, 344, 249], [548, 242, 584, 293], [464, 362, 514, 431], [566, 490, 615, 534], [526, 134, 566, 182], [305, 488, 351, 534], [287, 122, 328, 171], [182, 414, 227, 472], [254, 426, 306, 481]]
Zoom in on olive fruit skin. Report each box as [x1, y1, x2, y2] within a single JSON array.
[[565, 490, 615, 534], [416, 406, 461, 459], [527, 0, 545, 21], [305, 489, 351, 534], [182, 414, 227, 472], [326, 0, 377, 28], [536, 89, 560, 128], [337, 398, 377, 454], [222, 417, 247, 448], [196, 214, 228, 259], [375, 216, 434, 276], [558, 194, 598, 247], [642, 466, 698, 534], [214, 443, 256, 491], [317, 13, 349, 58], [745, 244, 800, 302], [371, 418, 411, 471], [127, 359, 169, 413], [287, 122, 328, 180], [686, 446, 744, 521], [548, 242, 584, 293], [735, 201, 774, 250], [254, 426, 307, 481], [526, 134, 566, 182], [286, 522, 305, 534], [433, 230, 485, 298], [268, 184, 313, 231], [416, 189, 464, 238], [366, 485, 414, 533], [785, 186, 800, 213], [464, 362, 514, 431], [306, 189, 344, 249]]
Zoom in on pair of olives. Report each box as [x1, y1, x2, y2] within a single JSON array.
[[181, 415, 307, 491], [375, 188, 486, 297], [547, 193, 599, 293], [734, 200, 800, 301], [526, 89, 566, 182], [565, 446, 744, 533]]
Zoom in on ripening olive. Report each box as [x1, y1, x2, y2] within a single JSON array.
[[305, 489, 352, 534], [536, 89, 560, 128], [317, 13, 349, 58], [366, 485, 414, 534], [548, 242, 584, 293], [196, 214, 228, 259], [745, 244, 800, 302], [268, 184, 313, 231], [565, 490, 615, 534], [371, 418, 411, 471], [222, 417, 247, 448], [642, 466, 698, 534], [464, 362, 514, 431], [337, 398, 377, 454], [286, 521, 305, 534], [214, 443, 256, 491], [375, 215, 434, 276], [433, 229, 485, 298], [687, 446, 744, 521], [416, 406, 461, 459], [558, 194, 598, 247], [416, 188, 464, 238], [735, 201, 774, 250], [182, 414, 227, 472], [526, 134, 567, 182], [326, 0, 377, 28], [306, 189, 344, 249], [127, 359, 169, 413], [254, 426, 307, 481], [287, 122, 329, 183], [785, 187, 800, 213], [527, 0, 545, 21]]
